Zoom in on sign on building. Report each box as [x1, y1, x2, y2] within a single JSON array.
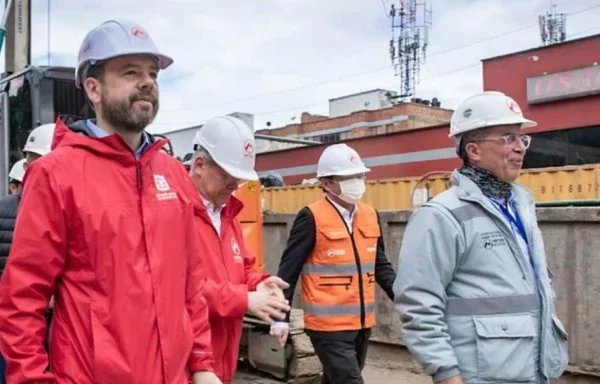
[[526, 64, 600, 104]]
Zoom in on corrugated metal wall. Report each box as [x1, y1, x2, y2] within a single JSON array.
[[262, 165, 600, 213]]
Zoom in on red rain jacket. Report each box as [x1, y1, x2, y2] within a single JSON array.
[[0, 119, 214, 383], [195, 195, 268, 383]]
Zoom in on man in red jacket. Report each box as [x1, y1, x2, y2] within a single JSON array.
[[0, 20, 220, 384], [189, 116, 291, 384]]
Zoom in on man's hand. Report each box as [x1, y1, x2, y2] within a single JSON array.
[[257, 276, 290, 295], [436, 375, 464, 384], [192, 371, 222, 384], [270, 321, 290, 347], [248, 290, 290, 324]]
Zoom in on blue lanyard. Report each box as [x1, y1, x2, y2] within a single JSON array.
[[490, 199, 528, 245]]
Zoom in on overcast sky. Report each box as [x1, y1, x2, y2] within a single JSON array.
[[8, 0, 600, 134]]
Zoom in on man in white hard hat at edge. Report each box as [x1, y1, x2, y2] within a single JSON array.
[[0, 122, 56, 272], [0, 20, 220, 384], [394, 90, 569, 383], [188, 116, 291, 383], [0, 123, 56, 383], [277, 143, 397, 384], [7, 159, 25, 196]]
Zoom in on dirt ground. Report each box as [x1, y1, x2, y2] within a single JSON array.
[[234, 342, 600, 384], [233, 343, 432, 384]]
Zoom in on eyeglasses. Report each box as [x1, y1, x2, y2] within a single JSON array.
[[472, 134, 532, 149]]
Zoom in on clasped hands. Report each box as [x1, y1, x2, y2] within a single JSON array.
[[248, 276, 291, 346]]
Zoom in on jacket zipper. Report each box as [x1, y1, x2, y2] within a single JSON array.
[[136, 162, 143, 191], [350, 235, 366, 328], [459, 189, 552, 374], [327, 199, 366, 328], [136, 160, 171, 378], [485, 197, 549, 374]]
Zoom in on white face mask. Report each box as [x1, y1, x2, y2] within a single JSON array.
[[337, 178, 366, 204]]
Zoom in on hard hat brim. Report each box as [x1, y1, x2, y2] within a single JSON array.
[[22, 148, 50, 157], [8, 163, 25, 181], [76, 51, 174, 87], [317, 166, 371, 178], [217, 160, 259, 181], [8, 173, 25, 183], [449, 116, 537, 138]]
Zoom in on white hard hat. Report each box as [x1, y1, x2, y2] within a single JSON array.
[[23, 123, 56, 157], [75, 20, 173, 88], [316, 143, 371, 178], [192, 116, 258, 181], [449, 91, 537, 139], [8, 159, 26, 182]]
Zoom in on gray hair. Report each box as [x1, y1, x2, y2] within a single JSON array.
[[457, 127, 495, 164], [188, 145, 214, 176]]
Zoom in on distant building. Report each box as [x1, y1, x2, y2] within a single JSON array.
[[256, 33, 600, 184], [160, 126, 197, 160], [329, 89, 398, 117], [256, 90, 451, 146]]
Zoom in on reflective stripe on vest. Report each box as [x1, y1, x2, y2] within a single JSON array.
[[302, 199, 379, 332], [302, 262, 375, 275]]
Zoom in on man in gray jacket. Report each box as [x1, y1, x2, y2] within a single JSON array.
[[394, 90, 569, 384]]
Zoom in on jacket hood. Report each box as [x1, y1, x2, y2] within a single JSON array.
[[51, 118, 167, 165]]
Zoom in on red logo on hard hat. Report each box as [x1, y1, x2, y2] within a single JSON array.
[[131, 27, 148, 39], [506, 98, 521, 114], [244, 140, 254, 157]]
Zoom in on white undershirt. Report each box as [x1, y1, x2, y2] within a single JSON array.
[[200, 194, 225, 236], [326, 196, 357, 233]]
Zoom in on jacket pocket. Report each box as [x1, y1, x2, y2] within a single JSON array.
[[357, 224, 381, 238], [473, 314, 536, 382], [544, 314, 569, 379]]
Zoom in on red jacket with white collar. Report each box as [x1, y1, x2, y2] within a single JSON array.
[[195, 195, 269, 383], [0, 119, 214, 384]]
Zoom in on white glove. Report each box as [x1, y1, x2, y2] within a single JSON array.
[[270, 321, 290, 347], [192, 371, 222, 384]]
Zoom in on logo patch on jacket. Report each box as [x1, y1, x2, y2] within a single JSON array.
[[480, 231, 507, 250], [153, 174, 177, 201], [326, 248, 346, 257], [154, 175, 170, 191], [231, 238, 243, 263]]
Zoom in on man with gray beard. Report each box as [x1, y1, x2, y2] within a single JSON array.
[[0, 20, 221, 384]]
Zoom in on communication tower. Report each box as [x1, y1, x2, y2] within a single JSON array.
[[388, 0, 432, 100], [539, 0, 566, 46]]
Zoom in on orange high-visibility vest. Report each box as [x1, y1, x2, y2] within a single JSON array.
[[302, 198, 380, 332]]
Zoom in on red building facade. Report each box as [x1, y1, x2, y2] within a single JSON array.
[[257, 34, 600, 184], [483, 34, 600, 168]]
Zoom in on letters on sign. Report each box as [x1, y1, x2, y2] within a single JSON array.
[[526, 65, 600, 104]]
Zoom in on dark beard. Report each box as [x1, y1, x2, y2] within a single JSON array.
[[101, 90, 159, 133]]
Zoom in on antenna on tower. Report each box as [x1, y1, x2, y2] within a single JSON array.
[[539, 0, 566, 46], [389, 0, 432, 100]]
